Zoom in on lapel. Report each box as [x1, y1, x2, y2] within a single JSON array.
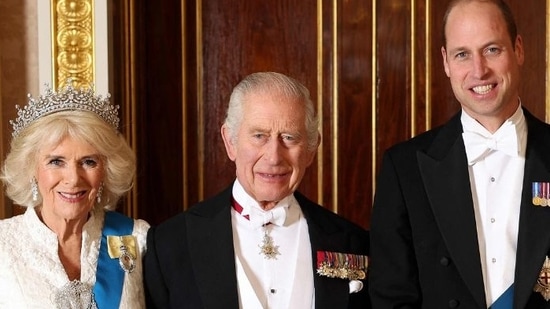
[[513, 110, 550, 308], [416, 112, 487, 308], [297, 193, 364, 309], [186, 187, 240, 309]]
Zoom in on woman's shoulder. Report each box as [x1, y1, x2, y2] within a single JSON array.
[[0, 212, 25, 226], [132, 218, 150, 238], [0, 213, 30, 262], [132, 218, 150, 256], [0, 212, 28, 240]]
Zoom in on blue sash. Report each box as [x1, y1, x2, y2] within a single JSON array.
[[93, 211, 134, 309], [489, 284, 514, 309]]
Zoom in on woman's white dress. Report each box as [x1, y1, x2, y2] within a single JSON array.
[[0, 207, 149, 308]]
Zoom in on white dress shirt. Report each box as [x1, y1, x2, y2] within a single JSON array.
[[461, 105, 526, 306], [231, 180, 314, 309]]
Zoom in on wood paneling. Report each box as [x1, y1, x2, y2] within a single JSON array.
[[336, 0, 374, 225], [110, 0, 549, 229], [200, 0, 320, 201], [112, 0, 185, 224], [512, 1, 547, 118]]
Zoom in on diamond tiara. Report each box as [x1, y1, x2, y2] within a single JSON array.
[[10, 81, 120, 137]]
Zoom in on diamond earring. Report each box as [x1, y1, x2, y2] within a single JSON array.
[[96, 183, 104, 204], [31, 178, 38, 201]]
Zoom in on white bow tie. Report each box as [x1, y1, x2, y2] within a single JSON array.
[[462, 122, 518, 165], [249, 206, 288, 228]]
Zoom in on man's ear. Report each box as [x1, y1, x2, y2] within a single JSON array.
[[305, 132, 321, 167], [221, 124, 236, 161], [514, 35, 525, 66], [441, 46, 451, 78]]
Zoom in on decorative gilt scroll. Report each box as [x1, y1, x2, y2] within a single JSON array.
[[51, 0, 94, 89]]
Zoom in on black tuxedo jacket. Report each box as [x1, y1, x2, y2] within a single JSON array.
[[144, 185, 370, 309], [369, 108, 550, 308]]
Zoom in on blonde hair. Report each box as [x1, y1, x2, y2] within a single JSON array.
[[1, 110, 136, 210]]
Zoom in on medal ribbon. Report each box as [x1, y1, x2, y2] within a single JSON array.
[[533, 182, 540, 203], [93, 211, 134, 309]]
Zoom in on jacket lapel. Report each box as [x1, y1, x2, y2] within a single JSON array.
[[417, 113, 487, 308], [514, 111, 550, 308], [186, 187, 240, 309]]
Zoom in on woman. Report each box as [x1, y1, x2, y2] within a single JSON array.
[[0, 82, 149, 308]]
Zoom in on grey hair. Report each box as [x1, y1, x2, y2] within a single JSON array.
[[0, 110, 136, 210], [223, 72, 320, 150]]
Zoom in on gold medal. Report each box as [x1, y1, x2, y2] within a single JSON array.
[[351, 269, 366, 280]]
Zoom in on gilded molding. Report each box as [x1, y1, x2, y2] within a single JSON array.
[[371, 0, 377, 199], [51, 0, 94, 89], [114, 0, 139, 217], [411, 0, 417, 137], [546, 0, 550, 123], [331, 0, 339, 213], [425, 0, 432, 130], [196, 0, 205, 202], [316, 0, 324, 206]]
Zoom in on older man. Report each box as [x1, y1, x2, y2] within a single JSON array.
[[144, 72, 370, 309]]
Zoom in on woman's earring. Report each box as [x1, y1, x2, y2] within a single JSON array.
[[96, 183, 104, 204], [31, 178, 38, 202]]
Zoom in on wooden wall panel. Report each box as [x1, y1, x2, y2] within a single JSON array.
[[337, 0, 374, 226], [199, 0, 320, 201], [512, 1, 547, 119], [317, 0, 336, 212], [376, 0, 412, 164], [126, 0, 184, 224], [1, 1, 547, 225], [109, 0, 549, 229]]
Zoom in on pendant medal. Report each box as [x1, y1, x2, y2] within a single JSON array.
[[118, 244, 136, 273], [107, 235, 137, 273], [259, 229, 280, 259]]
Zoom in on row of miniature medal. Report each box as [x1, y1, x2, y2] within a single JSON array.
[[533, 181, 550, 299], [316, 251, 368, 280], [533, 182, 550, 206], [528, 183, 550, 301]]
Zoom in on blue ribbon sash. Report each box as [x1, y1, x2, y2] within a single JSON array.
[[489, 284, 514, 309], [93, 211, 134, 309]]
